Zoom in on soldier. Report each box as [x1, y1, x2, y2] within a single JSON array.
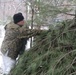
[[1, 12, 39, 75]]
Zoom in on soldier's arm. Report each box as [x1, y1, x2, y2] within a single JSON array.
[[17, 27, 42, 39]]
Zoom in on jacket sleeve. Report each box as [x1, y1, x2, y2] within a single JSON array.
[[17, 26, 41, 39]]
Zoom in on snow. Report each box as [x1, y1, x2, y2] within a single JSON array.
[[0, 25, 5, 75], [0, 26, 5, 48]]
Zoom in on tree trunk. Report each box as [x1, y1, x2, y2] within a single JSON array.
[[30, 8, 34, 48]]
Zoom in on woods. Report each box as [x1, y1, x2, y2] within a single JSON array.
[[9, 0, 76, 75]]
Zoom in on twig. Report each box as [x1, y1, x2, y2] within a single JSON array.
[[52, 49, 76, 75], [69, 71, 76, 75], [64, 57, 76, 75]]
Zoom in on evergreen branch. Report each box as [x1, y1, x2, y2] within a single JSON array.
[[64, 57, 76, 75], [69, 71, 76, 75], [52, 49, 76, 75], [63, 13, 75, 16]]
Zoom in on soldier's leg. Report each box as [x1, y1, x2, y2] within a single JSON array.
[[2, 51, 16, 75]]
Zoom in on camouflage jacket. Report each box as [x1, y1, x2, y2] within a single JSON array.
[[1, 22, 38, 59]]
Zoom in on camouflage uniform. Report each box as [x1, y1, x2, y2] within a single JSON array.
[[1, 22, 34, 60]]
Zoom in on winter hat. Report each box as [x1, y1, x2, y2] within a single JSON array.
[[13, 12, 24, 24]]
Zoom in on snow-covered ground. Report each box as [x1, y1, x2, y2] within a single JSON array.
[[0, 25, 5, 48], [0, 25, 5, 75]]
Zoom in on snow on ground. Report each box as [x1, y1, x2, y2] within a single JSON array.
[[0, 25, 5, 75], [0, 25, 5, 48]]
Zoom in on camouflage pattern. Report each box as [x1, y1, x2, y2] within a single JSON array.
[[1, 22, 31, 60]]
